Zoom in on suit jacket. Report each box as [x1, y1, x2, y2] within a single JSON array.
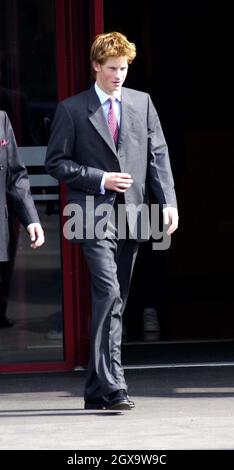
[[0, 111, 39, 261], [45, 86, 177, 241]]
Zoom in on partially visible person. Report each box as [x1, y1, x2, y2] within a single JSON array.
[[0, 110, 44, 328]]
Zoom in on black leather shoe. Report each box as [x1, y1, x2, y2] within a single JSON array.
[[106, 390, 131, 410], [122, 390, 135, 409], [0, 317, 14, 328], [84, 397, 108, 410], [128, 399, 135, 408], [84, 392, 135, 410]]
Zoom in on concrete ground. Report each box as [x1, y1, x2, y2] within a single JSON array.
[[0, 366, 234, 450]]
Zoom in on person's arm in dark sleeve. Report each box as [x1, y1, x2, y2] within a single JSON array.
[[45, 102, 104, 195], [5, 113, 44, 247], [147, 95, 178, 234]]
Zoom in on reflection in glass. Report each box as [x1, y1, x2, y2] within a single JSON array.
[[0, 0, 56, 146], [0, 0, 64, 363]]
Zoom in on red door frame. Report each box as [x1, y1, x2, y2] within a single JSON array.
[[57, 0, 104, 368], [0, 0, 104, 373]]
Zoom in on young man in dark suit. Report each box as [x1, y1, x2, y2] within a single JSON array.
[[0, 111, 44, 327], [45, 32, 178, 410]]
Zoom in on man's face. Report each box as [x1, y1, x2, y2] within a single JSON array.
[[93, 56, 128, 95]]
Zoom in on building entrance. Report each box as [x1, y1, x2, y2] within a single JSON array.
[[104, 0, 234, 352]]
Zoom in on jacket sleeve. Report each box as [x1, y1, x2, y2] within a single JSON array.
[[147, 95, 177, 209], [5, 113, 40, 227], [45, 102, 104, 195]]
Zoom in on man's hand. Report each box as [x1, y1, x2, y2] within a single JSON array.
[[27, 223, 45, 248], [104, 172, 133, 192], [163, 207, 179, 235]]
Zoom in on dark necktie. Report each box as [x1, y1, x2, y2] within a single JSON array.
[[107, 98, 119, 145]]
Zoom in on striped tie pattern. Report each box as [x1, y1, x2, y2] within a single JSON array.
[[107, 98, 119, 145]]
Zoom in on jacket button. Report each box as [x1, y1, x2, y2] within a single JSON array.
[[0, 165, 4, 170]]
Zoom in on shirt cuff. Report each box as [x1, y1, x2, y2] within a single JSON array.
[[27, 222, 41, 230], [100, 172, 107, 194]]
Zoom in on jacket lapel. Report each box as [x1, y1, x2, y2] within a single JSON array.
[[118, 88, 136, 147], [88, 87, 117, 155]]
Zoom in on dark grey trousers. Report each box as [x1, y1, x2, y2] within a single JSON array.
[[80, 224, 139, 400]]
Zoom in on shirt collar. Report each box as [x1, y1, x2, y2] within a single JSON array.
[[94, 82, 121, 104]]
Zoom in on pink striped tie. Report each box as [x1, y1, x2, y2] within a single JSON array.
[[107, 98, 119, 145]]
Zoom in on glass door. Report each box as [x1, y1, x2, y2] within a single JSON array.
[[0, 0, 64, 367], [0, 0, 105, 371]]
